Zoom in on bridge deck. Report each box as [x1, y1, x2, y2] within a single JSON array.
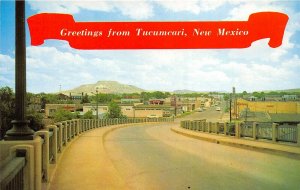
[[172, 125, 300, 159], [49, 125, 129, 190], [48, 122, 300, 189]]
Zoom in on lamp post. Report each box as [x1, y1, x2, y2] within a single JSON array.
[[5, 0, 34, 140]]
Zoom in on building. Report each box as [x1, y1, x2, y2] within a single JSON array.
[[133, 105, 174, 118], [82, 103, 174, 118], [282, 95, 298, 101], [69, 92, 84, 101], [149, 99, 165, 105], [82, 104, 136, 118], [120, 99, 141, 104], [57, 93, 70, 101], [57, 92, 84, 103], [237, 98, 300, 114], [45, 104, 83, 117], [83, 104, 109, 118], [121, 105, 135, 117]]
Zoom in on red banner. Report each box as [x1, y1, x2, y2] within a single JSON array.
[[27, 12, 288, 49]]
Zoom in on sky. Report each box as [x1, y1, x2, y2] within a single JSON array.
[[0, 0, 300, 93]]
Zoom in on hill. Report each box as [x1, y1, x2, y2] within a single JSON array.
[[61, 81, 144, 95]]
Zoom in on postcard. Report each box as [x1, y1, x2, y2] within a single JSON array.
[[0, 0, 299, 190]]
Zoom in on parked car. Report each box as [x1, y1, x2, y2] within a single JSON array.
[[215, 107, 221, 111], [195, 108, 203, 112]]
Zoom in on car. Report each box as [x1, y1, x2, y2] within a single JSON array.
[[195, 108, 203, 112], [215, 107, 221, 111]]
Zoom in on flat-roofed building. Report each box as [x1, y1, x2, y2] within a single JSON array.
[[83, 103, 135, 118], [120, 104, 135, 117], [149, 99, 165, 105], [237, 98, 300, 114], [133, 105, 174, 118], [45, 104, 82, 117], [83, 104, 109, 116], [121, 98, 141, 104]]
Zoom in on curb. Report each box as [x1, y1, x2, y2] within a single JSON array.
[[171, 126, 300, 160]]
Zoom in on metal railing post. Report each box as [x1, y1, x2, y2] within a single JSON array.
[[253, 122, 257, 140], [216, 122, 219, 134], [235, 122, 241, 138], [47, 125, 57, 164], [57, 123, 63, 152], [272, 123, 278, 142], [297, 124, 300, 146], [35, 131, 50, 182], [63, 122, 67, 145], [224, 122, 227, 136]]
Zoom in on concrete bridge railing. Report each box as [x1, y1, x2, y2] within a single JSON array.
[[0, 117, 174, 190], [180, 120, 300, 146]]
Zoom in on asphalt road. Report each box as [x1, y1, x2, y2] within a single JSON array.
[[104, 123, 300, 189], [180, 107, 224, 122]]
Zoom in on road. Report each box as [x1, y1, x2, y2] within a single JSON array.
[[104, 120, 300, 189], [180, 107, 224, 122]]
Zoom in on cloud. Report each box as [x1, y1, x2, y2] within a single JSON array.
[[0, 54, 15, 87], [28, 0, 153, 20], [155, 1, 202, 14], [226, 1, 285, 20], [225, 2, 298, 64], [1, 43, 299, 93], [3, 1, 299, 92], [0, 54, 14, 65], [114, 1, 153, 20]]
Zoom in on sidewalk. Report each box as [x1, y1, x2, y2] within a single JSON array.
[[48, 124, 131, 190], [171, 125, 300, 159]]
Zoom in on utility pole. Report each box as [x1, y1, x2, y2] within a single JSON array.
[[245, 105, 248, 122], [96, 88, 99, 119], [229, 93, 232, 122], [174, 96, 177, 116], [232, 87, 237, 119], [5, 0, 34, 140]]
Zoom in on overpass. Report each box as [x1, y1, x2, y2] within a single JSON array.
[[1, 116, 300, 190], [0, 117, 172, 190]]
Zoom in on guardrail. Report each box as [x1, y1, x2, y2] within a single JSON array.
[[41, 117, 173, 182], [0, 150, 26, 190], [180, 120, 300, 146], [0, 117, 173, 190]]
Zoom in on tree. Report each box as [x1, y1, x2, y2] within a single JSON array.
[[26, 110, 44, 131], [223, 93, 230, 101], [83, 110, 94, 119], [53, 109, 74, 122], [106, 101, 123, 118], [253, 91, 265, 99], [0, 87, 15, 139], [81, 94, 90, 104], [39, 93, 59, 109], [73, 111, 81, 119], [140, 91, 170, 101]]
